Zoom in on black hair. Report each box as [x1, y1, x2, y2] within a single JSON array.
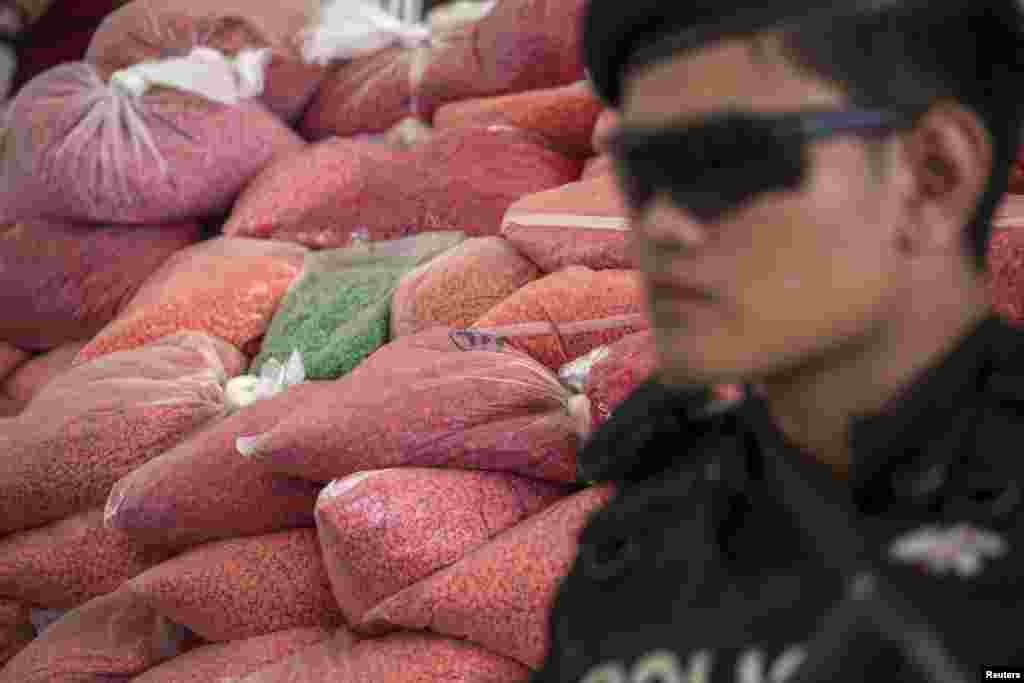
[[771, 1, 1024, 270], [584, 0, 1024, 271]]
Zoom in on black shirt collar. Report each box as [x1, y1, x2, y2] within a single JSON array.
[[754, 314, 1013, 510]]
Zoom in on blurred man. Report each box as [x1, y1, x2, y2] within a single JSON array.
[[533, 1, 1024, 681]]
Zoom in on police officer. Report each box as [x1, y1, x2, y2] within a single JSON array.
[[532, 1, 1024, 681]]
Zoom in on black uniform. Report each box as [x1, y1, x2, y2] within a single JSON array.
[[532, 315, 1024, 683]]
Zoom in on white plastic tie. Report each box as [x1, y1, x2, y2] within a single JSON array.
[[236, 433, 269, 457], [301, 0, 431, 66], [226, 349, 306, 412], [234, 48, 273, 99], [109, 46, 270, 104], [558, 345, 611, 393]]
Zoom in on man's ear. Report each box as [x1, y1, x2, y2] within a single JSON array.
[[899, 102, 992, 254]]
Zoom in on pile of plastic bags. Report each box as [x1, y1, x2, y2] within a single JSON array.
[[3, 0, 1023, 680]]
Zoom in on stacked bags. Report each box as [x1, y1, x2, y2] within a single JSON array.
[[433, 80, 603, 158], [73, 237, 309, 365], [501, 173, 633, 273], [990, 195, 1024, 324], [0, 0, 753, 679], [86, 0, 327, 123], [251, 232, 466, 380], [0, 333, 246, 676], [0, 342, 29, 416], [0, 53, 304, 224], [0, 218, 202, 351], [224, 125, 581, 248], [302, 0, 588, 138]]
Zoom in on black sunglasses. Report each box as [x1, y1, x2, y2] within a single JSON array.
[[606, 108, 921, 224]]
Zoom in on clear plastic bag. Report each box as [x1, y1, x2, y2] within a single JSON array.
[[0, 331, 244, 536], [471, 267, 649, 371], [315, 468, 569, 626], [434, 80, 602, 158], [124, 528, 343, 642], [230, 631, 528, 683], [560, 329, 658, 431], [105, 381, 329, 551], [359, 485, 614, 668], [132, 628, 332, 683], [300, 0, 586, 139], [75, 237, 308, 366], [390, 235, 540, 339], [0, 218, 203, 352], [501, 173, 634, 273], [236, 326, 591, 484], [0, 589, 199, 683], [253, 231, 467, 380], [87, 0, 326, 123], [0, 507, 173, 610], [3, 340, 86, 405], [427, 0, 497, 35], [225, 125, 580, 248], [989, 227, 1024, 323], [0, 56, 304, 225]]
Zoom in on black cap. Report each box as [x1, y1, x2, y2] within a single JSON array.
[[581, 0, 911, 109]]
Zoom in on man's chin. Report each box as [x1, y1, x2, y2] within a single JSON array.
[[653, 328, 748, 387]]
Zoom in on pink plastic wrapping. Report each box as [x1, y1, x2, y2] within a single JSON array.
[[390, 236, 540, 339], [125, 528, 344, 642], [131, 627, 333, 683], [236, 326, 590, 484], [301, 0, 587, 139], [0, 331, 243, 536], [989, 227, 1024, 324], [315, 468, 569, 627], [233, 631, 529, 683], [433, 81, 602, 158], [501, 173, 633, 273], [0, 218, 203, 351], [472, 267, 649, 371], [414, 0, 587, 117], [300, 46, 424, 140], [225, 125, 581, 249], [105, 382, 330, 552], [74, 237, 308, 366], [0, 62, 305, 225], [360, 485, 615, 669], [2, 340, 85, 404], [87, 0, 326, 123], [0, 507, 173, 609], [0, 589, 200, 683], [566, 329, 659, 431]]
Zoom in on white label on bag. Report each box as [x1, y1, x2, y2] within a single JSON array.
[[503, 212, 630, 231]]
